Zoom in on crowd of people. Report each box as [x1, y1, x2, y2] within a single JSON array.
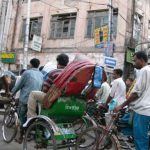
[[0, 51, 149, 150]]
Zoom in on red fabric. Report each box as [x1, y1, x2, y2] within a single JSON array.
[[65, 82, 84, 96], [43, 60, 95, 108], [54, 61, 93, 87]]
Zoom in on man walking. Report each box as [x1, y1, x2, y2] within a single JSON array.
[[114, 51, 150, 150]]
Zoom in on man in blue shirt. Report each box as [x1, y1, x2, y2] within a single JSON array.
[[12, 58, 43, 143]]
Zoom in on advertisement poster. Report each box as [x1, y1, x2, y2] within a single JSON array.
[[94, 25, 108, 48]]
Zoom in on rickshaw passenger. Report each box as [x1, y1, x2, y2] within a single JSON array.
[[27, 54, 69, 119]]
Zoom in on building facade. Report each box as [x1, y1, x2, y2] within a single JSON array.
[[2, 0, 150, 75]]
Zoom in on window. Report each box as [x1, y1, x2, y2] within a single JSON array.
[[50, 13, 76, 39], [86, 10, 118, 38], [20, 17, 42, 41]]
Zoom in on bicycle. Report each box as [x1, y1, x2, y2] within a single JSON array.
[[86, 101, 107, 126], [2, 96, 19, 143], [76, 112, 126, 150]]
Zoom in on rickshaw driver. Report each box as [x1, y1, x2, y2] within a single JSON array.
[[27, 54, 69, 119]]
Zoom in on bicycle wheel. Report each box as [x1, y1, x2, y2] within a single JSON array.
[[2, 107, 18, 143], [71, 116, 96, 149], [76, 126, 120, 150], [23, 121, 57, 150], [72, 115, 96, 134]]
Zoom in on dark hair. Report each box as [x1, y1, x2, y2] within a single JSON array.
[[134, 51, 148, 63], [30, 58, 40, 68], [20, 69, 26, 75], [56, 53, 69, 66], [39, 66, 44, 71], [114, 69, 123, 77]]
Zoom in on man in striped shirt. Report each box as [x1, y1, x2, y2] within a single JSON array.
[[27, 54, 69, 119]]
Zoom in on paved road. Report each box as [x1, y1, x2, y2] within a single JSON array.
[[0, 113, 135, 150], [0, 115, 70, 150]]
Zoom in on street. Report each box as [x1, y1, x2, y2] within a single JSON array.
[[0, 115, 71, 150], [0, 113, 136, 150]]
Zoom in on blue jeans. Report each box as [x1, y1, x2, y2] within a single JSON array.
[[18, 102, 27, 126], [119, 113, 133, 136], [133, 112, 150, 150]]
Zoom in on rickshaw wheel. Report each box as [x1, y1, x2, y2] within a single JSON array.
[[23, 121, 57, 150], [72, 115, 95, 134]]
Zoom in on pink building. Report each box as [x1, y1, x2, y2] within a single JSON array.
[[1, 0, 150, 75]]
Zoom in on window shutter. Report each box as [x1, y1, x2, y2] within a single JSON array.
[[56, 21, 62, 38], [37, 19, 42, 36], [70, 19, 75, 37], [62, 20, 69, 37], [86, 18, 93, 37], [50, 22, 56, 38]]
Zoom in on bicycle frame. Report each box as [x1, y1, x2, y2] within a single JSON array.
[[94, 113, 118, 149]]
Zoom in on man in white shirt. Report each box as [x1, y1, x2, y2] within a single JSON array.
[[105, 69, 126, 106], [114, 51, 150, 150]]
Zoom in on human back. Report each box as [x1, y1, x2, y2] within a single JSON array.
[[12, 58, 43, 104], [19, 69, 43, 104]]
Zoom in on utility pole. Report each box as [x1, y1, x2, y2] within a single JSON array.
[[123, 0, 136, 80], [0, 0, 8, 52], [3, 0, 12, 51], [23, 0, 31, 69], [10, 0, 20, 51], [107, 0, 113, 57], [0, 0, 8, 69], [108, 0, 112, 42]]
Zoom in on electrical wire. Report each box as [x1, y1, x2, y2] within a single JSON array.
[[20, 0, 148, 47], [40, 0, 129, 24]]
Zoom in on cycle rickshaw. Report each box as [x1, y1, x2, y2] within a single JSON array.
[[22, 60, 105, 150]]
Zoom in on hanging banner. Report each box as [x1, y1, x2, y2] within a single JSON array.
[[94, 25, 108, 48], [31, 35, 42, 52], [126, 48, 135, 64]]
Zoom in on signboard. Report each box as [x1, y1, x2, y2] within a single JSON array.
[[31, 35, 42, 52], [104, 57, 117, 68], [0, 53, 16, 63], [126, 48, 134, 64], [94, 25, 108, 48], [104, 41, 113, 57]]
